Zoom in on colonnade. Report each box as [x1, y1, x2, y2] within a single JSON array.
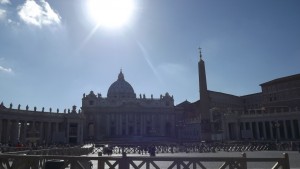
[[0, 118, 69, 145], [239, 119, 300, 140], [0, 108, 85, 146], [226, 118, 300, 141]]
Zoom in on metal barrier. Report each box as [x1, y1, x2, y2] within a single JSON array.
[[0, 152, 290, 169]]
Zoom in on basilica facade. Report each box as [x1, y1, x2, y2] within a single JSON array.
[[81, 70, 179, 143]]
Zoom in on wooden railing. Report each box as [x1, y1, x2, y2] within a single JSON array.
[[0, 152, 290, 169]]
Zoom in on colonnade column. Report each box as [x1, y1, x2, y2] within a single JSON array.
[[289, 120, 295, 139], [262, 121, 266, 139], [44, 122, 50, 144], [223, 121, 229, 140], [283, 120, 288, 139], [47, 122, 51, 144], [269, 121, 274, 139], [66, 121, 69, 144], [19, 121, 26, 144], [6, 120, 11, 144], [276, 122, 281, 140], [38, 122, 43, 144], [10, 120, 19, 145], [255, 122, 260, 139], [79, 122, 84, 144], [248, 122, 252, 139], [239, 122, 244, 139], [236, 122, 241, 140], [55, 122, 59, 137], [293, 119, 300, 139]]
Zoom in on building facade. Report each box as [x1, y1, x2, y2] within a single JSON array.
[[0, 104, 84, 145], [81, 70, 179, 143], [179, 51, 300, 142]]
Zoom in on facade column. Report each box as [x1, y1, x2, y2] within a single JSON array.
[[51, 122, 56, 143], [172, 114, 176, 137], [116, 113, 120, 136], [236, 121, 241, 140], [140, 114, 143, 135], [283, 120, 288, 139], [134, 113, 137, 135], [298, 119, 300, 138], [66, 121, 69, 144], [262, 121, 266, 139], [38, 121, 43, 144], [44, 122, 48, 144], [1, 120, 7, 143], [6, 120, 11, 144], [20, 121, 27, 144], [126, 113, 129, 135], [76, 122, 81, 144], [269, 121, 274, 139], [119, 113, 122, 136], [290, 120, 295, 139], [80, 121, 84, 144], [255, 122, 260, 140], [10, 120, 19, 144], [46, 122, 51, 144], [43, 122, 49, 144], [55, 122, 59, 135], [47, 122, 51, 144], [224, 121, 229, 140], [19, 121, 24, 144], [160, 114, 164, 136], [141, 114, 145, 135], [249, 121, 253, 139], [276, 122, 281, 140], [240, 122, 244, 140]]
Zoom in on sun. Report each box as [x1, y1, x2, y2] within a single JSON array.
[[87, 0, 136, 29]]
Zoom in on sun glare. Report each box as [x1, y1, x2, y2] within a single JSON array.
[[87, 0, 136, 29]]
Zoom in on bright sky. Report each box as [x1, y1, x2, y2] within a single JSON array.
[[1, 0, 300, 111]]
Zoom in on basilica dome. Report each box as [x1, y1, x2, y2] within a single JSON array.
[[107, 70, 136, 99]]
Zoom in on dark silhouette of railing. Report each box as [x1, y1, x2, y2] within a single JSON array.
[[1, 146, 93, 156], [0, 152, 290, 169]]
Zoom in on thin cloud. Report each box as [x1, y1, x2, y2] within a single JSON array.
[[0, 9, 6, 20], [0, 0, 10, 4], [18, 0, 61, 27], [0, 65, 12, 73]]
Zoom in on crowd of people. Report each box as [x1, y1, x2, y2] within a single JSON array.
[[89, 141, 300, 156], [1, 141, 300, 155]]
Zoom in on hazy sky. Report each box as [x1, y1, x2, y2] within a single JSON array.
[[1, 0, 300, 111]]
